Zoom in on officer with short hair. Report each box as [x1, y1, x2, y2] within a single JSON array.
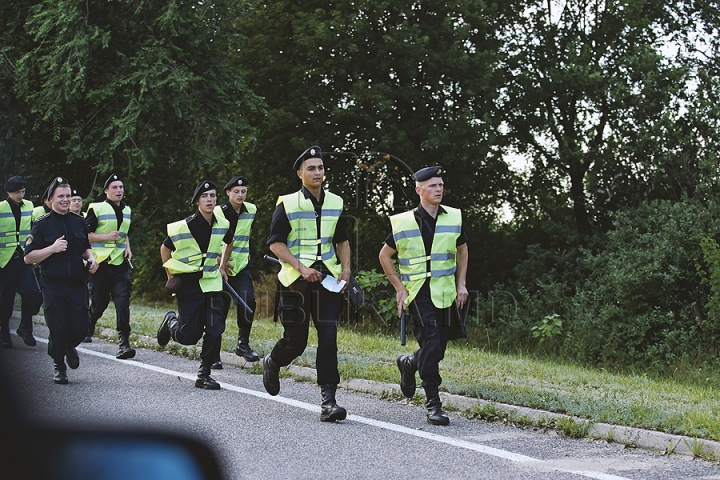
[[0, 176, 42, 348], [85, 173, 135, 359], [262, 146, 351, 423], [378, 166, 469, 426], [210, 175, 259, 370], [24, 177, 98, 384], [157, 180, 232, 390]]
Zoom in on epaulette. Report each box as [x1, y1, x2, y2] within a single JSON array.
[[221, 204, 229, 211], [186, 213, 197, 222], [34, 212, 51, 223], [70, 211, 84, 217]]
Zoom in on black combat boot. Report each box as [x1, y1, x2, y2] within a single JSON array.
[[83, 319, 97, 343], [262, 354, 280, 396], [16, 321, 36, 347], [53, 359, 68, 385], [235, 338, 260, 362], [157, 311, 176, 347], [65, 347, 80, 369], [320, 384, 347, 423], [0, 329, 12, 349], [195, 364, 220, 390], [396, 354, 417, 398], [424, 385, 449, 426], [116, 331, 136, 359]]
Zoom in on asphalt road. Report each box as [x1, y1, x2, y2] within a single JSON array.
[[2, 319, 719, 480]]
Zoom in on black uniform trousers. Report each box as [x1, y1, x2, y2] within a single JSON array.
[[271, 279, 342, 386], [0, 254, 42, 336], [221, 266, 255, 339], [41, 277, 89, 362], [88, 262, 131, 333], [169, 281, 226, 368], [408, 289, 451, 389]]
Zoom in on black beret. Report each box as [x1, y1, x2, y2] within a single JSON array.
[[412, 166, 445, 182], [224, 176, 248, 191], [71, 189, 83, 198], [192, 180, 217, 203], [103, 173, 122, 189], [47, 176, 70, 198], [293, 146, 322, 170], [4, 176, 26, 193]]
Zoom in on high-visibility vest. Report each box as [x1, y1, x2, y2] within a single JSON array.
[[0, 199, 34, 268], [31, 205, 48, 223], [214, 202, 256, 276], [162, 216, 229, 293], [390, 206, 462, 308], [276, 190, 343, 287], [87, 201, 131, 265]]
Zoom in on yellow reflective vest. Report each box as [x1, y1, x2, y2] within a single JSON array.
[[390, 206, 462, 308], [31, 205, 49, 223], [276, 190, 343, 287], [162, 216, 229, 293], [214, 202, 255, 276], [0, 199, 34, 268], [87, 201, 131, 265]]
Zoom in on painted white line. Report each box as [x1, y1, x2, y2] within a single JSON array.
[[33, 337, 632, 480]]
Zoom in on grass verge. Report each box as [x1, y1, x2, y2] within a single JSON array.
[[91, 301, 720, 443]]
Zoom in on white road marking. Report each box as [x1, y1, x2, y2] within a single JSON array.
[[34, 338, 631, 480]]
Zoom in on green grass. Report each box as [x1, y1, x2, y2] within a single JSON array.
[[91, 301, 720, 442]]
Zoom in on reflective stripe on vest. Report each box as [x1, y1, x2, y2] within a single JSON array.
[[390, 206, 462, 308], [88, 202, 131, 265], [214, 202, 256, 276], [277, 190, 343, 287], [162, 217, 229, 293], [0, 200, 34, 268]]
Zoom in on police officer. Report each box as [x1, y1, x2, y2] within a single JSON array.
[[24, 177, 98, 384], [263, 146, 351, 423], [85, 173, 135, 359], [210, 175, 259, 370], [0, 176, 42, 348], [69, 188, 84, 216], [156, 180, 232, 390], [378, 166, 469, 426]]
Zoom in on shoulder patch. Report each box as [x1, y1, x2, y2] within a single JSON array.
[[24, 234, 33, 247]]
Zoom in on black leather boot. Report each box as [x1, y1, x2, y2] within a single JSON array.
[[424, 386, 449, 426], [235, 338, 260, 362], [0, 328, 12, 349], [396, 354, 417, 398], [116, 331, 136, 359], [16, 322, 36, 347], [53, 360, 68, 385], [157, 311, 176, 347], [195, 365, 220, 390], [83, 319, 97, 343], [320, 384, 347, 422], [66, 347, 80, 369], [262, 354, 280, 396]]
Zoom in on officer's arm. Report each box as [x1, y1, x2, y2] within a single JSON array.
[[379, 244, 408, 316], [84, 249, 99, 274], [160, 244, 173, 280], [24, 235, 68, 265], [455, 243, 469, 309], [335, 240, 351, 287], [124, 235, 132, 260], [219, 242, 233, 276]]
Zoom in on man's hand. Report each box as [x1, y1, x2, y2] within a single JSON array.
[[455, 283, 468, 310], [338, 269, 351, 292], [107, 231, 120, 242], [396, 288, 409, 318], [124, 247, 132, 260], [300, 264, 323, 282], [52, 235, 68, 254], [86, 258, 99, 274]]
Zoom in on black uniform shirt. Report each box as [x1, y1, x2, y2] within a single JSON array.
[[85, 199, 129, 232], [266, 186, 349, 248], [24, 211, 90, 282]]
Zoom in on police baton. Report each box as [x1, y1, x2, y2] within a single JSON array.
[[223, 279, 253, 315], [264, 255, 282, 323], [400, 310, 407, 346]]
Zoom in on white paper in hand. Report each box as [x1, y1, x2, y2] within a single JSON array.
[[321, 275, 346, 293]]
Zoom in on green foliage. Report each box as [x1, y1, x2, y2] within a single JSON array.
[[531, 314, 563, 343], [699, 237, 720, 337], [354, 269, 395, 328]]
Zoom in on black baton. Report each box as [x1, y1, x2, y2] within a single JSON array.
[[400, 310, 406, 346], [223, 279, 253, 314]]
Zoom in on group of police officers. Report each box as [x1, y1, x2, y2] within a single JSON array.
[[2, 145, 468, 426]]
